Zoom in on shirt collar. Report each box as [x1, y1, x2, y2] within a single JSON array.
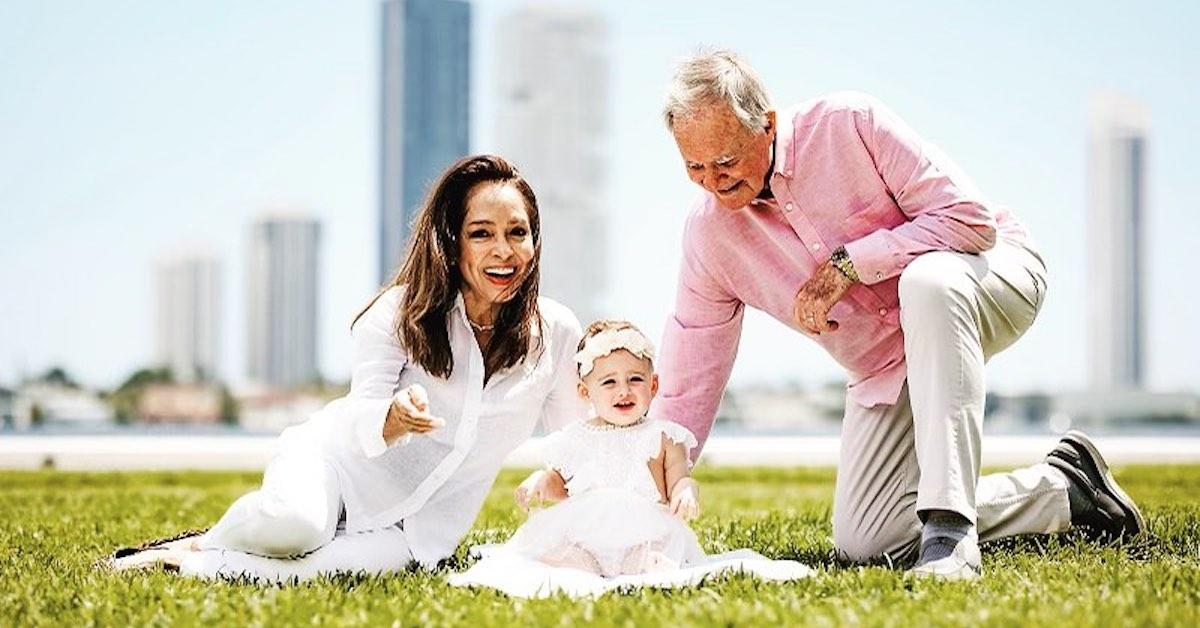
[[451, 289, 542, 339], [770, 107, 797, 181]]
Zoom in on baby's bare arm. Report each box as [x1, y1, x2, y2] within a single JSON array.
[[663, 437, 700, 519], [662, 436, 691, 496]]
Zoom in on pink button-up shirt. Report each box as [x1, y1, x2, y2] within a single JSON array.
[[650, 91, 1031, 451]]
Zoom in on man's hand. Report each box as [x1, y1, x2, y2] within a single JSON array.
[[792, 260, 855, 335], [515, 469, 567, 511], [382, 384, 445, 445], [669, 477, 700, 521]]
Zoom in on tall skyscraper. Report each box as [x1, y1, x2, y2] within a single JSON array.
[[379, 0, 471, 284], [1087, 94, 1148, 391], [247, 215, 321, 389], [156, 253, 220, 384], [493, 3, 610, 324]]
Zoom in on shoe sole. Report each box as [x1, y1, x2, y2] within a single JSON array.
[[907, 565, 982, 581], [1061, 430, 1146, 535]]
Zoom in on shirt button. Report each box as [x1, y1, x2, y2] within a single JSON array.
[[878, 308, 888, 316], [810, 243, 822, 252], [875, 271, 884, 280], [785, 202, 794, 211]]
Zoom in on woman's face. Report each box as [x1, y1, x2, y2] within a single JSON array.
[[457, 181, 536, 313]]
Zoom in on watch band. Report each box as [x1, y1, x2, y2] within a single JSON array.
[[830, 246, 860, 283]]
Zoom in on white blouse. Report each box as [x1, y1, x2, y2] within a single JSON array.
[[278, 286, 588, 566], [542, 419, 698, 503]]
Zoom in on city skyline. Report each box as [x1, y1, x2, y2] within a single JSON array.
[[1087, 94, 1148, 392], [493, 3, 611, 325], [1, 1, 1197, 394], [378, 0, 472, 284], [246, 215, 322, 389], [156, 253, 221, 384]]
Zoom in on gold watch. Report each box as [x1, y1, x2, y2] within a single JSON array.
[[830, 246, 860, 283]]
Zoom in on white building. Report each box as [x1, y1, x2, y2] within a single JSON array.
[[247, 214, 321, 389], [493, 2, 610, 325], [12, 382, 114, 430], [156, 253, 221, 383], [1087, 94, 1148, 391]]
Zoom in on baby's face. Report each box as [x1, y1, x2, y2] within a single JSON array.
[[579, 349, 658, 426]]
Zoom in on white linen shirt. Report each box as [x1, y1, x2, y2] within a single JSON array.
[[277, 286, 588, 566]]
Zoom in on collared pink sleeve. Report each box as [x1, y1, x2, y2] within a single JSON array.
[[843, 96, 998, 285], [649, 219, 744, 457]]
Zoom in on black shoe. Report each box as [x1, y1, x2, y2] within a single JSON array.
[[100, 528, 207, 573], [1045, 430, 1145, 539]]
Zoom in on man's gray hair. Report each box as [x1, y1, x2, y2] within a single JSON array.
[[663, 48, 772, 133]]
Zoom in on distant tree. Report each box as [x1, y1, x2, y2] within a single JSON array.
[[219, 386, 239, 425], [107, 366, 174, 422], [39, 367, 79, 389]]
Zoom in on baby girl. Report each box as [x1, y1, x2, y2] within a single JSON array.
[[450, 320, 810, 597]]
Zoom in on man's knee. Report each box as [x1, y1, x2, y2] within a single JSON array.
[[898, 252, 977, 311], [833, 518, 920, 566]]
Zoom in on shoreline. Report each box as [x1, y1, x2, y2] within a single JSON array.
[[3, 433, 1198, 471]]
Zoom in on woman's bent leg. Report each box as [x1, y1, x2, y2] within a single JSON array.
[[180, 525, 413, 583], [199, 451, 341, 557]]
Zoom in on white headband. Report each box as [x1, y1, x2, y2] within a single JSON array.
[[574, 328, 656, 377]]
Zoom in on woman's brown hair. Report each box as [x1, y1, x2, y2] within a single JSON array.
[[355, 154, 543, 379]]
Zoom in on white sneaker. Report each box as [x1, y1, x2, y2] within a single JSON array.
[[907, 536, 982, 581]]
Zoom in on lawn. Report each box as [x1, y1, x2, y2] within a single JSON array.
[[2, 465, 1198, 627]]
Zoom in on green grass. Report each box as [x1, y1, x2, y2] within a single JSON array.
[[2, 465, 1198, 627]]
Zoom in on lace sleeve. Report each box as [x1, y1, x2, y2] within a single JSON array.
[[540, 423, 578, 481], [639, 420, 700, 469]]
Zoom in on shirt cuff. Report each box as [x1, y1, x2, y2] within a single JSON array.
[[843, 229, 899, 285], [353, 398, 410, 458]]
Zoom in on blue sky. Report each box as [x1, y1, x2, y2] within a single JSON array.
[[1, 0, 1197, 394]]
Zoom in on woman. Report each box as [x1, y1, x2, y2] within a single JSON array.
[[112, 155, 587, 582]]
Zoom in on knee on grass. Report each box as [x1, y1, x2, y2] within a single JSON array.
[[833, 525, 920, 567]]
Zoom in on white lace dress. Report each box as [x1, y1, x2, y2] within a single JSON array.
[[449, 419, 812, 598]]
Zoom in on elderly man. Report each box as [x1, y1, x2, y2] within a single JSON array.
[[649, 49, 1144, 579]]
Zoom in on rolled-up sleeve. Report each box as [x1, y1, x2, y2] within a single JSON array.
[[344, 287, 409, 458], [843, 96, 998, 285], [649, 220, 744, 457]]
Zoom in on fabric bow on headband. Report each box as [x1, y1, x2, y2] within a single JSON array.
[[574, 328, 656, 377]]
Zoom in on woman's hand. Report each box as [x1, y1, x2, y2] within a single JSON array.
[[382, 384, 445, 445], [669, 477, 701, 521], [515, 469, 567, 511]]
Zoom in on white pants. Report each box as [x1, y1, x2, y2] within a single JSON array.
[[179, 450, 414, 582], [832, 241, 1073, 565]]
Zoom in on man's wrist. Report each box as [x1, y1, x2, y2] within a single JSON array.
[[829, 246, 860, 283]]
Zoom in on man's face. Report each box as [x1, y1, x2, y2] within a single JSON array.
[[672, 103, 775, 210]]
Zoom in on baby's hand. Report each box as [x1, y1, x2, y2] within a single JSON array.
[[669, 477, 700, 521], [515, 469, 563, 511]]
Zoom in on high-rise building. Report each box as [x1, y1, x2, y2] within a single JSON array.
[[156, 253, 220, 383], [1087, 94, 1148, 391], [493, 3, 610, 324], [379, 0, 471, 284], [247, 215, 321, 389]]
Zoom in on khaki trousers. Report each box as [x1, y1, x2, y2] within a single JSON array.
[[832, 240, 1072, 565]]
